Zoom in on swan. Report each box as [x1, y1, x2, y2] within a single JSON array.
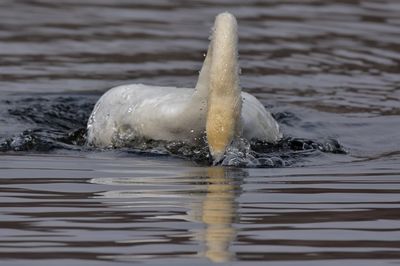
[[86, 12, 282, 163]]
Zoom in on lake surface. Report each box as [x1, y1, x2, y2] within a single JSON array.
[[1, 0, 400, 265]]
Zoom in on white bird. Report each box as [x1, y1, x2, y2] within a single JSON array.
[[86, 12, 282, 163]]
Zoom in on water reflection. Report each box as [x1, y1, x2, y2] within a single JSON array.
[[198, 167, 241, 262], [90, 166, 245, 263]]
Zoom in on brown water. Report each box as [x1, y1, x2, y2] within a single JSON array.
[[1, 0, 400, 265]]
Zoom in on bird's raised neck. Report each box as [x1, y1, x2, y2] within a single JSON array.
[[195, 12, 242, 163]]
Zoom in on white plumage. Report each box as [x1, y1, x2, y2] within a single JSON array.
[[87, 12, 282, 161]]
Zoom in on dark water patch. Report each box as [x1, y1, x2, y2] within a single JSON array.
[[0, 95, 96, 152], [252, 137, 345, 154], [5, 95, 96, 129]]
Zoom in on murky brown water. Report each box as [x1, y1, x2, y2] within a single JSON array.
[[1, 0, 400, 265]]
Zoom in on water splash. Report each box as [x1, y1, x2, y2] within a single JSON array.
[[0, 95, 95, 152], [220, 137, 345, 168], [0, 95, 345, 167]]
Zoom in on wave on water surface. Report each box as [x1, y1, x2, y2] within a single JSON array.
[[0, 95, 345, 167]]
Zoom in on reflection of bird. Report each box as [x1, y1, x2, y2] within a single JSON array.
[[201, 167, 238, 262], [89, 165, 243, 263], [183, 167, 241, 262], [86, 12, 281, 163]]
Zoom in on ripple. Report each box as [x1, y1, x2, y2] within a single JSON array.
[[1, 0, 400, 264]]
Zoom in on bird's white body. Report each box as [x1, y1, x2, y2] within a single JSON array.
[[87, 84, 280, 146], [87, 12, 282, 161]]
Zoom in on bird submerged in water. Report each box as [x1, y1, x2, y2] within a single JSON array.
[[86, 12, 282, 163]]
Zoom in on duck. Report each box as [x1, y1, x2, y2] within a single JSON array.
[[86, 12, 282, 163]]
